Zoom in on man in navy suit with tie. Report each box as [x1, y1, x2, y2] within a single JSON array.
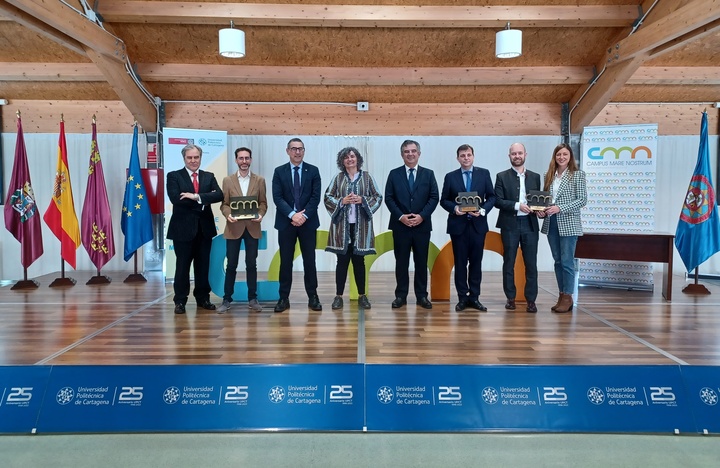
[[271, 138, 322, 313], [440, 144, 496, 312], [384, 140, 439, 309], [166, 144, 224, 314]]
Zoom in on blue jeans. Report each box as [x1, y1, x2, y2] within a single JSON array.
[[546, 216, 578, 295]]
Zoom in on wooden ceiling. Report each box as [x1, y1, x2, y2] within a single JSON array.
[[0, 0, 718, 133]]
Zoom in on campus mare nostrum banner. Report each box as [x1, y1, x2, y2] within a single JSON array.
[[581, 124, 658, 290], [2, 364, 720, 434]]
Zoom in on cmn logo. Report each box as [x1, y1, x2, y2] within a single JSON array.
[[587, 146, 652, 160]]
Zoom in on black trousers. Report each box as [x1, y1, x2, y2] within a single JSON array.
[[223, 229, 260, 302], [172, 230, 212, 305], [500, 215, 539, 302], [392, 229, 430, 300], [335, 224, 366, 295], [277, 224, 318, 299]]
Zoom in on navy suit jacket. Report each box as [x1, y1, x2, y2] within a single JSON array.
[[440, 167, 496, 236], [494, 168, 541, 232], [272, 162, 322, 230], [166, 168, 223, 242], [384, 165, 439, 233]]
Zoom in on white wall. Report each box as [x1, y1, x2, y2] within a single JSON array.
[[2, 132, 717, 280]]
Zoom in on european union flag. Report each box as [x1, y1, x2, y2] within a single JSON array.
[[121, 125, 154, 261], [675, 112, 720, 272]]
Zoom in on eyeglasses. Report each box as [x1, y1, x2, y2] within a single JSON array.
[[288, 147, 305, 153]]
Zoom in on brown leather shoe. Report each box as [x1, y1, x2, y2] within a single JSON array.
[[526, 301, 537, 313], [553, 294, 574, 313], [505, 299, 516, 310], [551, 294, 562, 311]]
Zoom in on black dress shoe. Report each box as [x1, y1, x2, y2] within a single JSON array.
[[331, 296, 343, 310], [308, 295, 322, 311], [416, 297, 433, 309], [467, 299, 488, 312], [455, 300, 467, 312], [274, 298, 289, 313], [505, 299, 516, 310], [174, 303, 186, 314], [391, 297, 407, 308], [526, 301, 538, 313], [197, 300, 216, 310]]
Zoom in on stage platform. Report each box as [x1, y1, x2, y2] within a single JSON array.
[[2, 271, 720, 434]]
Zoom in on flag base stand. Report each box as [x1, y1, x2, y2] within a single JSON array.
[[87, 275, 112, 285], [682, 268, 711, 295], [11, 280, 40, 290], [49, 277, 76, 287], [124, 253, 147, 283], [682, 283, 711, 295], [124, 273, 147, 283]]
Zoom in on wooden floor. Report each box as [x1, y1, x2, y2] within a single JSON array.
[[2, 270, 720, 366]]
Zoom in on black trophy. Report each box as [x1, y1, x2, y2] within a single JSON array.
[[455, 191, 483, 213], [229, 196, 259, 219], [527, 190, 552, 211]]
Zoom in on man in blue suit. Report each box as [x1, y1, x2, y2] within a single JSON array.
[[271, 138, 322, 313], [440, 144, 496, 312], [384, 140, 439, 309]]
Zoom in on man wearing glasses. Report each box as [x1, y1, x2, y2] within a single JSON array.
[[217, 147, 268, 314], [271, 138, 323, 312]]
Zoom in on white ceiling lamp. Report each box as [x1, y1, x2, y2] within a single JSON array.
[[495, 22, 522, 59], [219, 20, 245, 58]]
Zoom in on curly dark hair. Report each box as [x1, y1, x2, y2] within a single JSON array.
[[336, 146, 364, 171]]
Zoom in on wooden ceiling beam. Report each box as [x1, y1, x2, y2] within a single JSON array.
[[82, 47, 157, 132], [607, 0, 720, 64], [3, 0, 156, 130], [569, 0, 719, 134], [5, 0, 126, 62], [3, 63, 720, 87], [134, 64, 595, 86], [0, 1, 86, 56], [98, 2, 638, 28]]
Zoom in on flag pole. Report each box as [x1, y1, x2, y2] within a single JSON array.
[[7, 110, 44, 289], [49, 258, 76, 287], [83, 114, 115, 286], [124, 251, 147, 283], [122, 120, 150, 284], [11, 267, 39, 290], [682, 267, 711, 294]]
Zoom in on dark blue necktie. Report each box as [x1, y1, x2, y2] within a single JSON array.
[[293, 166, 301, 210], [464, 170, 472, 192], [408, 168, 415, 191]]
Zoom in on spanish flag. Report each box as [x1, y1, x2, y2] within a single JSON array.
[[43, 119, 81, 269]]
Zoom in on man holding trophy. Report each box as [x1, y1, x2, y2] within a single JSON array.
[[494, 143, 543, 313], [217, 147, 268, 314], [440, 144, 496, 312]]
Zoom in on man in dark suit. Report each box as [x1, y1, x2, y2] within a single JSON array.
[[166, 144, 224, 314], [494, 142, 541, 313], [440, 144, 496, 312], [271, 138, 322, 313], [217, 147, 268, 314], [384, 139, 439, 309]]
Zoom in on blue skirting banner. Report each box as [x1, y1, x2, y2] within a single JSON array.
[[365, 364, 695, 433], [36, 364, 364, 433], [2, 364, 718, 434], [0, 366, 51, 433]]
